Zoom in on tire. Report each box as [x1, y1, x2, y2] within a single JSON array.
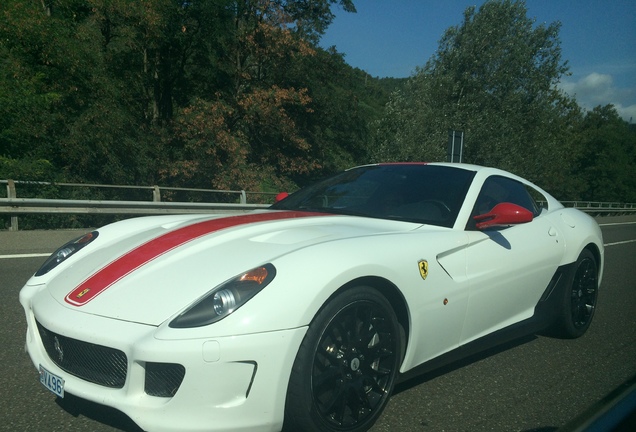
[[554, 249, 599, 338], [284, 287, 401, 432]]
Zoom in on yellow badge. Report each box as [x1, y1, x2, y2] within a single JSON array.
[[76, 288, 90, 299], [418, 260, 429, 280]]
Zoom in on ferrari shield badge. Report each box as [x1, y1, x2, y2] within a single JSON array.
[[76, 288, 90, 299], [418, 260, 429, 280]]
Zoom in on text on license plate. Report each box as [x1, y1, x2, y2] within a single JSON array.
[[39, 365, 64, 398]]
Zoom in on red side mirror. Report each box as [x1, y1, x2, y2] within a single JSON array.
[[274, 192, 289, 203], [473, 203, 533, 230]]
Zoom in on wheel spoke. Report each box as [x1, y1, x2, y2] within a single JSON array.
[[355, 305, 375, 341], [313, 364, 342, 389], [320, 385, 348, 424], [360, 372, 386, 398], [329, 320, 348, 347], [350, 378, 374, 420]]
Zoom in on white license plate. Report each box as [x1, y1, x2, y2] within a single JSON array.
[[39, 365, 64, 398]]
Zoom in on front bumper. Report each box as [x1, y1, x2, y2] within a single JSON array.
[[20, 284, 306, 432]]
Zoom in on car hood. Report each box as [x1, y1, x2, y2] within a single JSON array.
[[37, 210, 426, 326]]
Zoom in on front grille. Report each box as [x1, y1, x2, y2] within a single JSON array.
[[36, 321, 128, 388], [145, 362, 186, 397]]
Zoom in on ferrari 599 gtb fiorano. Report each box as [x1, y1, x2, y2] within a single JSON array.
[[20, 163, 604, 432]]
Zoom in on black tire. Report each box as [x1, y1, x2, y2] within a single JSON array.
[[554, 249, 599, 338], [284, 287, 401, 432]]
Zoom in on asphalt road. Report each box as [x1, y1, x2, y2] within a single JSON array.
[[1, 217, 635, 432]]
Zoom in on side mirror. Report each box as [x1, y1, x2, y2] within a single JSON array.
[[274, 192, 289, 203], [473, 202, 533, 230]]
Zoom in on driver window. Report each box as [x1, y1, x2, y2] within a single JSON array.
[[466, 176, 540, 230]]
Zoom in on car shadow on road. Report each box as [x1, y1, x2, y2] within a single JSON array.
[[56, 393, 144, 432], [521, 428, 558, 432], [393, 334, 538, 394]]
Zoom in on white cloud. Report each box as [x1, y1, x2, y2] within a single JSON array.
[[558, 72, 636, 122], [612, 103, 636, 124]]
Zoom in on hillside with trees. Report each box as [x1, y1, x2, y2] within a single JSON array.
[[0, 0, 394, 195], [1, 0, 634, 214]]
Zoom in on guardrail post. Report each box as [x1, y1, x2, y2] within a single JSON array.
[[153, 185, 161, 202], [240, 190, 247, 204], [7, 179, 18, 231]]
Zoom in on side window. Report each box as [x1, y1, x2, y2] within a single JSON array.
[[525, 185, 548, 212], [466, 176, 540, 230]]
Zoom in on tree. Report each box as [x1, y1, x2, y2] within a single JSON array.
[[160, 0, 359, 190], [0, 1, 67, 162], [279, 46, 395, 180], [577, 105, 636, 202], [372, 0, 582, 197]]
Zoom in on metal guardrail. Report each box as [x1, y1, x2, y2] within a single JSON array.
[[0, 198, 270, 214], [1, 179, 273, 231], [560, 201, 636, 214], [0, 179, 274, 203]]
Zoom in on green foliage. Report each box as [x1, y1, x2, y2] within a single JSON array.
[[371, 0, 586, 198], [0, 157, 56, 181], [283, 47, 396, 181], [577, 105, 636, 202]]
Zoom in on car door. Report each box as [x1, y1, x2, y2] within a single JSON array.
[[459, 175, 564, 344]]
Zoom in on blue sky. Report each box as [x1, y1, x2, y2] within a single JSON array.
[[320, 0, 636, 122]]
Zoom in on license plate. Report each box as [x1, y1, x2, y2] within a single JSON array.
[[39, 365, 64, 398]]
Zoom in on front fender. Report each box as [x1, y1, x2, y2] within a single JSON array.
[[153, 230, 467, 343]]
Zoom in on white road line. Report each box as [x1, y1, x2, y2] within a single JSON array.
[[604, 239, 636, 247], [597, 220, 635, 246], [0, 253, 50, 259]]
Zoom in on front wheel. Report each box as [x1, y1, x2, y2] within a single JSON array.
[[284, 287, 401, 432], [553, 249, 599, 338]]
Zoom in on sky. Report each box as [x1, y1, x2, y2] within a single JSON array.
[[320, 0, 636, 122]]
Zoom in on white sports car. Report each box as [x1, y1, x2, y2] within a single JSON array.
[[20, 163, 604, 432]]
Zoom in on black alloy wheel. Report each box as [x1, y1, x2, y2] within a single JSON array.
[[284, 287, 401, 432], [570, 251, 598, 330], [555, 249, 599, 338]]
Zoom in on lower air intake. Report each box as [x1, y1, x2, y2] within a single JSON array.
[[145, 362, 186, 397]]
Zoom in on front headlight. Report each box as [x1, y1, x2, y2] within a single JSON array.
[[35, 231, 99, 276], [169, 264, 276, 328]]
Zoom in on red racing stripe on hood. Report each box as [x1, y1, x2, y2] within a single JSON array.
[[65, 211, 327, 306]]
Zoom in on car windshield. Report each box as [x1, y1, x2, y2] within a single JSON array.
[[271, 164, 476, 228]]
